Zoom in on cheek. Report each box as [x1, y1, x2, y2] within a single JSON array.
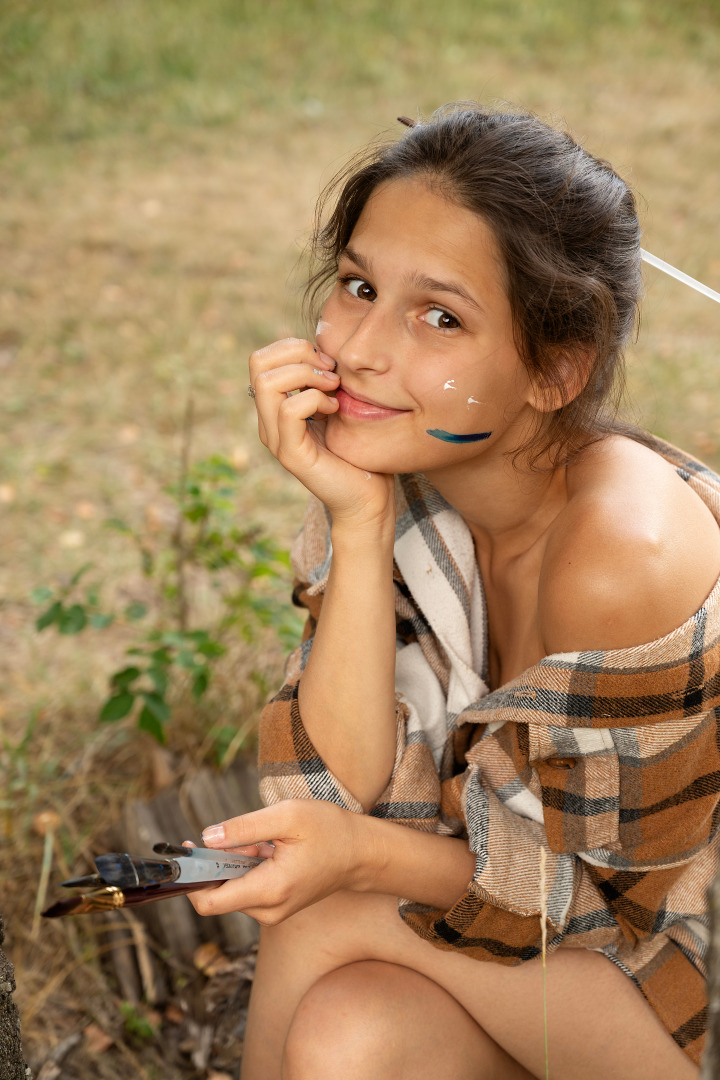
[[422, 374, 488, 417], [418, 372, 499, 442], [316, 293, 353, 352]]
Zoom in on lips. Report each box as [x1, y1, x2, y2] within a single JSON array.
[[335, 386, 410, 421]]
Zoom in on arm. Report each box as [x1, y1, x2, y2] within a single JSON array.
[[249, 338, 399, 809], [257, 567, 444, 831], [297, 523, 398, 809]]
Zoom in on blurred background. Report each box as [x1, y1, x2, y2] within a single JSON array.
[[1, 0, 719, 1075]]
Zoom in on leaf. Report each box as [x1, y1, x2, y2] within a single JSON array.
[[58, 604, 88, 634], [150, 647, 172, 665], [138, 705, 166, 744], [69, 562, 94, 586], [100, 691, 135, 722], [138, 699, 166, 743], [140, 692, 170, 725], [124, 602, 148, 621], [110, 666, 141, 691], [192, 668, 209, 699], [30, 586, 54, 605], [195, 640, 225, 659], [175, 651, 197, 670], [148, 666, 168, 695], [249, 564, 275, 580], [89, 613, 115, 629], [183, 504, 209, 522], [36, 600, 62, 631]]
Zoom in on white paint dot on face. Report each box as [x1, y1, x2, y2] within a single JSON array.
[[363, 471, 372, 480], [467, 396, 483, 407], [316, 319, 331, 337], [443, 379, 457, 390]]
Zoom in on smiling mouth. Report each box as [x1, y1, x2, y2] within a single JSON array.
[[335, 386, 410, 421]]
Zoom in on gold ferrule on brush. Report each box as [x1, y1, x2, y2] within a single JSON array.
[[75, 886, 126, 914]]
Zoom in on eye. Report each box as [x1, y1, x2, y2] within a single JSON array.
[[342, 277, 377, 302], [422, 307, 461, 330]]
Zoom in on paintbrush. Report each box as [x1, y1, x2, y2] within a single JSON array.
[[42, 880, 220, 918]]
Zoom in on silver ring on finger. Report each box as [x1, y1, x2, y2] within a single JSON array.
[[247, 384, 256, 399]]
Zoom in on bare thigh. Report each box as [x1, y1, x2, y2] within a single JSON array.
[[241, 890, 699, 1080]]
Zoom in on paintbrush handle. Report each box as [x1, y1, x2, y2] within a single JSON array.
[[42, 880, 222, 918], [121, 880, 220, 907]]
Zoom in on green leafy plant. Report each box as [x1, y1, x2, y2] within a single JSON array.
[[119, 1001, 158, 1045], [32, 410, 303, 746]]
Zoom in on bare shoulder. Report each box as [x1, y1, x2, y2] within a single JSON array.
[[539, 436, 720, 654]]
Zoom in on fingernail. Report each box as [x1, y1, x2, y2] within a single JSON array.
[[317, 351, 337, 370], [202, 824, 225, 844], [313, 368, 338, 378]]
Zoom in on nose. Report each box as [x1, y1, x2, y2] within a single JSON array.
[[336, 302, 396, 375]]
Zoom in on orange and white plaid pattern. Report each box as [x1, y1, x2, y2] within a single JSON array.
[[259, 437, 720, 1065]]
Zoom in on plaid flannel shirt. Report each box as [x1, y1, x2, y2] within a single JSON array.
[[258, 437, 720, 1065]]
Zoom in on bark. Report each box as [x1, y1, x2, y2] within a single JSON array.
[[0, 913, 31, 1080], [702, 870, 720, 1078]]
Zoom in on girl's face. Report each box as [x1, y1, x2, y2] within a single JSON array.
[[317, 177, 542, 478]]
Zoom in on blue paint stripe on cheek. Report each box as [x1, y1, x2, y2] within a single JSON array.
[[426, 429, 493, 444]]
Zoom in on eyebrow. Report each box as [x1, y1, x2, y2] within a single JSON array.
[[340, 246, 484, 313]]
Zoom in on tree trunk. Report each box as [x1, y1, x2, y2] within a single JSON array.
[[702, 869, 720, 1077], [0, 913, 31, 1080]]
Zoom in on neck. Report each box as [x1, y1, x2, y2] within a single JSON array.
[[422, 447, 569, 562]]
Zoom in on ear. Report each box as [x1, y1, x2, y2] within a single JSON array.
[[528, 346, 595, 414]]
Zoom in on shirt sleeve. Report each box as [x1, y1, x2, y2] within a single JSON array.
[[257, 576, 442, 832], [398, 705, 720, 968]]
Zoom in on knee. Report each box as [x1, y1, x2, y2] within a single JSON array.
[[281, 961, 403, 1080]]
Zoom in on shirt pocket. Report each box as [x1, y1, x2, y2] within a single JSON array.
[[530, 727, 620, 853]]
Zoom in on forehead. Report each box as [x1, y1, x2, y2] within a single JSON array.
[[347, 177, 507, 294]]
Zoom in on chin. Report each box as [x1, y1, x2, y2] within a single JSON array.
[[324, 422, 458, 478], [324, 421, 403, 474]]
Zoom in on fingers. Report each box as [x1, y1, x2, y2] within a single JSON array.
[[257, 373, 339, 447], [188, 801, 352, 923], [200, 801, 299, 850], [248, 338, 339, 455], [187, 860, 287, 922], [249, 338, 337, 411], [255, 361, 337, 394], [249, 337, 335, 383]]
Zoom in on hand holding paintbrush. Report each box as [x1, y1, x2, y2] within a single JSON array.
[[42, 841, 267, 918]]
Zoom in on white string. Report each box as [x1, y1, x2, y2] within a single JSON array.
[[641, 249, 720, 306]]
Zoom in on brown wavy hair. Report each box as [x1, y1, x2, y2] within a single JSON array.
[[305, 103, 644, 466]]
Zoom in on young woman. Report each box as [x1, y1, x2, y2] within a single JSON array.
[[190, 105, 720, 1079]]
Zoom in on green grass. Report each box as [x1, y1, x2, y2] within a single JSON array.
[[2, 0, 720, 147]]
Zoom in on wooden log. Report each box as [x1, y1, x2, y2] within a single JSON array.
[[115, 755, 262, 968], [99, 911, 142, 1005]]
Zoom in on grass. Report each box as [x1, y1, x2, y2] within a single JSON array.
[[1, 0, 719, 1075]]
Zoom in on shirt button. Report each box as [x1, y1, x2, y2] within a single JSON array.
[[545, 756, 577, 769]]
